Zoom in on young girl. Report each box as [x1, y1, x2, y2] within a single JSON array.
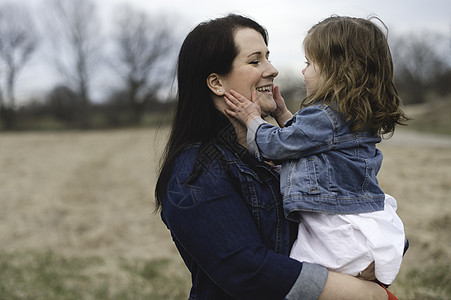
[[224, 15, 409, 286]]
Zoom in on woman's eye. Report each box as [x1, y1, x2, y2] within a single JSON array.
[[250, 60, 260, 65]]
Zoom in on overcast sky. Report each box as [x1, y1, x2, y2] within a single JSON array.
[[99, 0, 451, 68], [4, 0, 451, 101]]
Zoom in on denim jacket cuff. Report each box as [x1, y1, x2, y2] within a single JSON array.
[[285, 262, 328, 300], [247, 118, 266, 159]]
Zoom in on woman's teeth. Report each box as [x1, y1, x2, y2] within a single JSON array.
[[256, 86, 272, 92]]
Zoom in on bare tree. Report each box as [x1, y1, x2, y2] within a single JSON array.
[[110, 5, 176, 124], [0, 3, 38, 129], [44, 0, 102, 127], [391, 31, 450, 103]]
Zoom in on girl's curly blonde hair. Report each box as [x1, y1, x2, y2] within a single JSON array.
[[302, 15, 409, 136]]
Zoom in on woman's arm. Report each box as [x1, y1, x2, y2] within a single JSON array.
[[284, 268, 388, 300], [317, 271, 388, 300]]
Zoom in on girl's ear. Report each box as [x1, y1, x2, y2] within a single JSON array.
[[206, 73, 225, 96]]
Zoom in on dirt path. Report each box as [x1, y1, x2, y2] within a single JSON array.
[[381, 128, 451, 147]]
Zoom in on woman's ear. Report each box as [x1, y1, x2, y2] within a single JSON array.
[[206, 73, 225, 96]]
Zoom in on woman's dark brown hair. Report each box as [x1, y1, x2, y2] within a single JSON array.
[[155, 14, 268, 211]]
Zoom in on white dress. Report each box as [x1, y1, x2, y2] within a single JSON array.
[[289, 194, 405, 285]]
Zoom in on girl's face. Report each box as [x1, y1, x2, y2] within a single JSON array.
[[302, 54, 320, 97], [221, 28, 279, 116]]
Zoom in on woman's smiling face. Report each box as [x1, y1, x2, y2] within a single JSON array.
[[220, 28, 279, 116]]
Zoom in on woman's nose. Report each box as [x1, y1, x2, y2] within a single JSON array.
[[264, 62, 278, 78]]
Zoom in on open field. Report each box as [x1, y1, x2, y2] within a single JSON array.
[[0, 126, 450, 299]]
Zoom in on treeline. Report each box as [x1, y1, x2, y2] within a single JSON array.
[[0, 0, 177, 130], [0, 0, 450, 130]]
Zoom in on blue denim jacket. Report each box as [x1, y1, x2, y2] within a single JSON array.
[[248, 104, 385, 221], [161, 135, 327, 299]]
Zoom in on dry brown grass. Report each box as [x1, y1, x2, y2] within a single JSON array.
[[377, 129, 451, 298], [0, 126, 450, 299], [0, 129, 174, 259]]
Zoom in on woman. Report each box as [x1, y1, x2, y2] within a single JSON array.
[[155, 14, 389, 299]]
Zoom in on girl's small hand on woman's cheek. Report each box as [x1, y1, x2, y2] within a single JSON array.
[[224, 90, 261, 126]]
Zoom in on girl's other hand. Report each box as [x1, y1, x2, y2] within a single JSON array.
[[271, 85, 293, 127], [357, 262, 377, 281]]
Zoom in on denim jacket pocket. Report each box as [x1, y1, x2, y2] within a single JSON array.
[[234, 161, 263, 184], [286, 158, 321, 196], [234, 163, 278, 212]]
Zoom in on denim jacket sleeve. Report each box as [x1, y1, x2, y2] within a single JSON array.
[[161, 146, 328, 299], [248, 106, 336, 161]]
